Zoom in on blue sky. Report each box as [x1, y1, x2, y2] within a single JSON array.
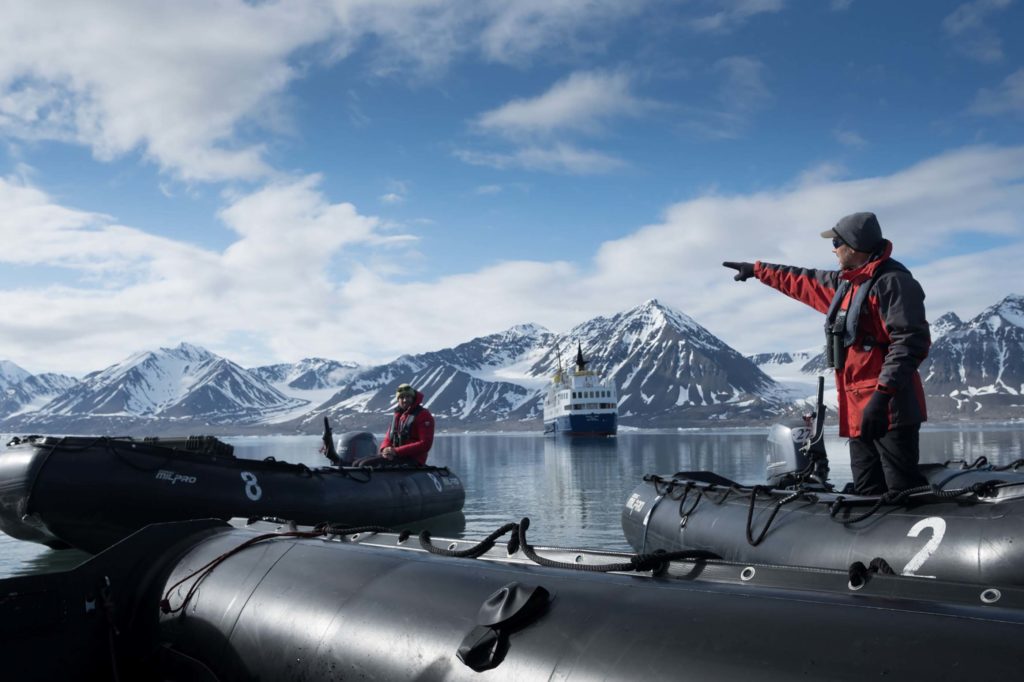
[[1, 0, 1022, 375]]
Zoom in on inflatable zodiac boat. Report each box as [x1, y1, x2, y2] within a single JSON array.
[[3, 517, 1024, 681], [0, 431, 464, 553], [623, 380, 1024, 585], [622, 460, 1024, 585]]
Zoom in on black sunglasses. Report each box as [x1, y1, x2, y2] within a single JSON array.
[[831, 235, 846, 248]]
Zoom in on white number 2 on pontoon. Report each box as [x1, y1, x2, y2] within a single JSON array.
[[902, 517, 946, 578]]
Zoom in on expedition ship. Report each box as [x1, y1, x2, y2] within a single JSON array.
[[543, 343, 617, 436]]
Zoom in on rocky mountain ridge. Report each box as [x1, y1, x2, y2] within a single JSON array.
[[2, 296, 1020, 435]]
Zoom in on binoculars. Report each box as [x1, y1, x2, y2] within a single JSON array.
[[825, 310, 848, 370]]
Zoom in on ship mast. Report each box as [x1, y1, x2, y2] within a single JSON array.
[[574, 342, 591, 375], [553, 341, 564, 383]]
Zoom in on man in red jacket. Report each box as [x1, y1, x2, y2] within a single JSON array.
[[355, 383, 434, 467], [724, 212, 930, 495]]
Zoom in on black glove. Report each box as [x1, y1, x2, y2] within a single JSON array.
[[860, 391, 892, 441], [722, 261, 755, 282]]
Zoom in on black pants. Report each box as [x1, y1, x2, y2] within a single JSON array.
[[849, 425, 928, 495]]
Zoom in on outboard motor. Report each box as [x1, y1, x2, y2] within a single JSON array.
[[766, 376, 830, 489], [321, 416, 379, 465], [337, 431, 379, 465]]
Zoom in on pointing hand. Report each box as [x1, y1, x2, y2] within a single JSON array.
[[722, 261, 755, 282]]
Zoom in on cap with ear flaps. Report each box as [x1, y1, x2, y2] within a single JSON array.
[[396, 383, 416, 398]]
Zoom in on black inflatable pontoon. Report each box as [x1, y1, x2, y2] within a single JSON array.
[[622, 379, 1024, 585], [622, 460, 1024, 585], [0, 433, 464, 553], [3, 517, 1024, 681]]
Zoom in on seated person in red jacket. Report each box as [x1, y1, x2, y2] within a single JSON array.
[[354, 383, 434, 467]]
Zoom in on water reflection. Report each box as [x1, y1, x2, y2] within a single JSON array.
[[920, 426, 1024, 466], [0, 533, 90, 578]]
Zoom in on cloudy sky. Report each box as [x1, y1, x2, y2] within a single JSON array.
[[1, 0, 1022, 376]]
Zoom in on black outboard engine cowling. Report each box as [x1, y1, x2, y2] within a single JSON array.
[[766, 419, 828, 488], [766, 376, 830, 489], [338, 431, 378, 464]]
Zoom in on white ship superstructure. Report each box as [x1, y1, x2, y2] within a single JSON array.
[[543, 344, 617, 436]]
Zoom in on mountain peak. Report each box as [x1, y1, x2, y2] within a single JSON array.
[[5, 295, 1021, 430], [971, 293, 1024, 332], [503, 323, 549, 338], [931, 312, 964, 341], [993, 294, 1024, 326], [624, 298, 700, 334], [0, 360, 31, 386], [168, 342, 214, 360]]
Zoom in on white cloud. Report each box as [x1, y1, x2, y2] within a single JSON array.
[[0, 176, 207, 277], [462, 70, 650, 174], [0, 1, 336, 182], [796, 162, 848, 186], [473, 0, 651, 64], [834, 129, 867, 148], [2, 145, 1022, 374], [0, 173, 413, 372], [475, 70, 652, 138], [0, 1, 651, 184], [970, 68, 1024, 116], [326, 0, 650, 74], [455, 143, 626, 174], [585, 145, 1024, 352], [690, 0, 784, 33], [942, 0, 1012, 63]]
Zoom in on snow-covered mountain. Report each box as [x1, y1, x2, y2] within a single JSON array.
[[248, 357, 362, 420], [5, 343, 307, 432], [0, 360, 31, 388], [748, 294, 1024, 420], [0, 361, 79, 418], [292, 324, 557, 431], [746, 350, 835, 409], [922, 294, 1024, 415], [287, 300, 790, 431], [250, 357, 361, 391], [3, 295, 1019, 434], [930, 312, 964, 342], [530, 300, 789, 426]]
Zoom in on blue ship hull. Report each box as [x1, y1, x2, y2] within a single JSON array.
[[545, 413, 617, 436]]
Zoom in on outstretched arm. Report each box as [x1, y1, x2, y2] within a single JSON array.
[[746, 261, 841, 314]]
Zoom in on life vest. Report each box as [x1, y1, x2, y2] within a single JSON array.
[[823, 260, 904, 367], [387, 405, 423, 447]]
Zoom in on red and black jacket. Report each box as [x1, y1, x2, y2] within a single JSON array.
[[754, 240, 930, 437], [380, 390, 434, 465]]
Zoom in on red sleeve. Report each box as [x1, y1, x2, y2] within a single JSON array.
[[755, 261, 841, 314]]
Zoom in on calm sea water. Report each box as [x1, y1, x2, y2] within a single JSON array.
[[2, 426, 1023, 579]]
